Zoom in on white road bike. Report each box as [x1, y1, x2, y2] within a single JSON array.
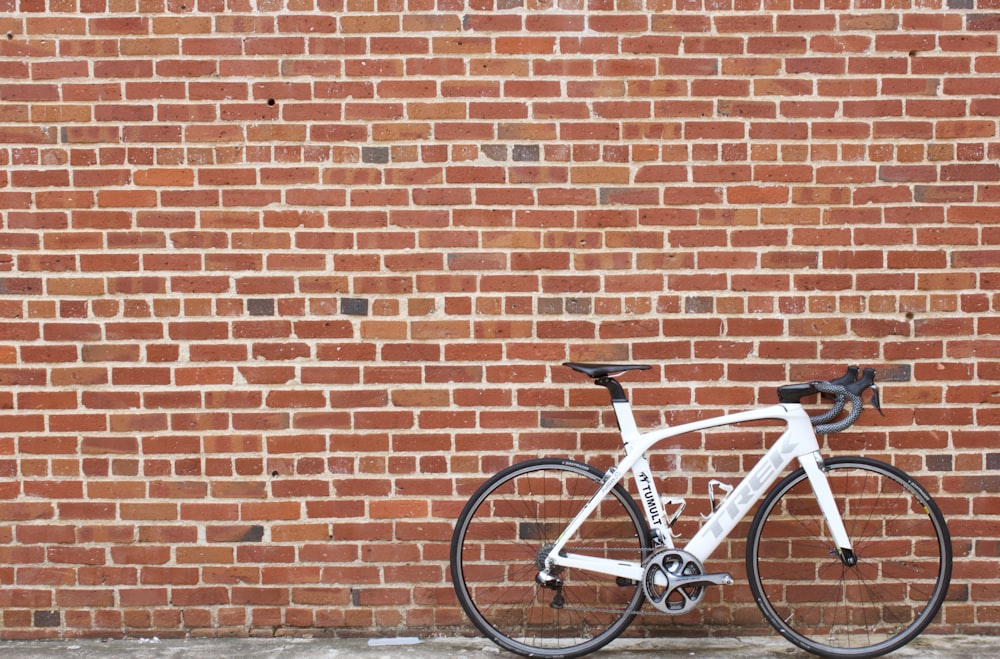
[[451, 363, 952, 659]]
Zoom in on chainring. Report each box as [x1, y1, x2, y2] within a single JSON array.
[[641, 548, 706, 615]]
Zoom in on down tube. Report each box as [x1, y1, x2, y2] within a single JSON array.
[[683, 427, 811, 562]]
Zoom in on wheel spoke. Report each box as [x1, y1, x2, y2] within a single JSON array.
[[747, 457, 951, 658], [451, 459, 650, 658]]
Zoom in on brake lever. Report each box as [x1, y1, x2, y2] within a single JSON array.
[[869, 384, 884, 416], [831, 365, 860, 387], [845, 367, 884, 416], [820, 365, 859, 401]]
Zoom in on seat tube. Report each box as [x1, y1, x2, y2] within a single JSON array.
[[799, 451, 853, 556], [612, 400, 641, 442], [612, 400, 671, 541]]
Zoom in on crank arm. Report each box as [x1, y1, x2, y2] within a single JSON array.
[[671, 572, 734, 589], [648, 570, 734, 589]]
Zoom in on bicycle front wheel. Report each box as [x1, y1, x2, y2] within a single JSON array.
[[747, 456, 952, 659], [450, 458, 651, 659]]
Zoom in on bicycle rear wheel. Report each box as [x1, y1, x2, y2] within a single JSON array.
[[451, 458, 651, 659], [747, 457, 951, 659]]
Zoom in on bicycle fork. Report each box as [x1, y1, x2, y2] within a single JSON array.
[[800, 452, 856, 566]]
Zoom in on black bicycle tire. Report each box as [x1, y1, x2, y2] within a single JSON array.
[[450, 458, 652, 659], [746, 456, 952, 659]]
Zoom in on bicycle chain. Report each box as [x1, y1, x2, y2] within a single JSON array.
[[541, 545, 687, 617]]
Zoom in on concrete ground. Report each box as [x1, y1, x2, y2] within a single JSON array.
[[0, 634, 995, 658]]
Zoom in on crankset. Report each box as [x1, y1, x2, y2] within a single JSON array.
[[642, 548, 733, 615]]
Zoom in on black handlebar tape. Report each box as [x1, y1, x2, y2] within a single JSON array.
[[809, 389, 848, 424], [810, 365, 858, 423], [810, 380, 864, 434]]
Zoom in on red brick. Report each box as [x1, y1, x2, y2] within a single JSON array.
[[0, 4, 995, 641]]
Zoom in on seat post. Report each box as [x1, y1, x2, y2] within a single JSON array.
[[594, 376, 641, 441], [562, 363, 650, 441], [594, 376, 628, 403]]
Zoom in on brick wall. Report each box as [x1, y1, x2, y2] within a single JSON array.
[[0, 0, 997, 641]]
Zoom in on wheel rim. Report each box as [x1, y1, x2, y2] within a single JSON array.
[[451, 460, 649, 658], [748, 458, 951, 658]]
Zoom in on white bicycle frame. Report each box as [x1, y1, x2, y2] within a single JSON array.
[[545, 399, 853, 583]]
